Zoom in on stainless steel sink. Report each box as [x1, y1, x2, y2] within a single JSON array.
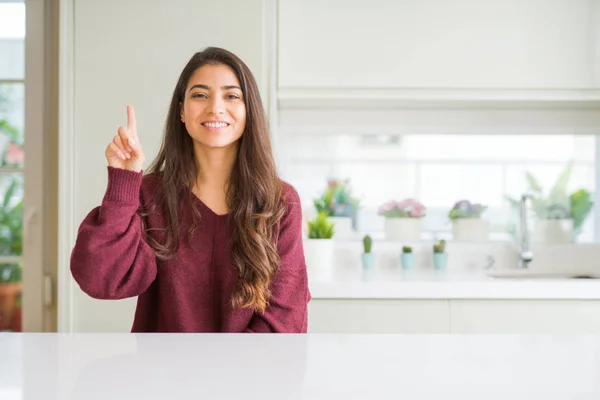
[[487, 270, 600, 280]]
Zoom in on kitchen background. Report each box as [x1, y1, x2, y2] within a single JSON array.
[[0, 0, 600, 333]]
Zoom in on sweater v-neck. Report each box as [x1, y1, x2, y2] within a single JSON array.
[[190, 192, 230, 218]]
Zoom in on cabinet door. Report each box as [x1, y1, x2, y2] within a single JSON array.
[[450, 300, 600, 334], [279, 0, 597, 90], [308, 299, 449, 334]]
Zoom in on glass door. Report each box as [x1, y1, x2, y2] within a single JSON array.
[[0, 1, 25, 332]]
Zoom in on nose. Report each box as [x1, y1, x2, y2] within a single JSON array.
[[206, 96, 225, 115]]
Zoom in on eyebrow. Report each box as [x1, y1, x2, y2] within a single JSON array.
[[187, 84, 242, 93]]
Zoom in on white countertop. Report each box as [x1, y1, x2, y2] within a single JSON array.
[[1, 333, 599, 399], [309, 267, 600, 299]]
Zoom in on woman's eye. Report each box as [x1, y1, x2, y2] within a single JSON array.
[[192, 93, 207, 99], [227, 94, 240, 100]]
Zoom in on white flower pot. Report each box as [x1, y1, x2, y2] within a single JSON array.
[[327, 216, 353, 239], [452, 218, 489, 242], [532, 218, 573, 244], [384, 218, 422, 242], [303, 239, 335, 277]]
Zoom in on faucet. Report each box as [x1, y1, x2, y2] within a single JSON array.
[[518, 193, 534, 268]]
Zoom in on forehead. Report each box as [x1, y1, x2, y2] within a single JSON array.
[[187, 64, 241, 88]]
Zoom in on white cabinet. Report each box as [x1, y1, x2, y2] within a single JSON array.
[[308, 299, 449, 333], [308, 299, 600, 334], [279, 0, 599, 91], [449, 300, 600, 334]]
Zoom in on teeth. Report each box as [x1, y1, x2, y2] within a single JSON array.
[[204, 122, 228, 128]]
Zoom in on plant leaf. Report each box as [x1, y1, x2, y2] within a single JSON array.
[[525, 171, 543, 194], [547, 161, 573, 207]]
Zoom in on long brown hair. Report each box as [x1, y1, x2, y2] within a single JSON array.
[[144, 47, 286, 313]]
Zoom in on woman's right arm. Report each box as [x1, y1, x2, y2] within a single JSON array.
[[70, 105, 156, 300], [70, 168, 157, 299]]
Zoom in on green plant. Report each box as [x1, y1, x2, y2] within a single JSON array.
[[570, 189, 593, 237], [505, 161, 594, 240], [433, 239, 446, 253], [402, 246, 412, 253], [307, 212, 334, 239], [313, 179, 360, 217], [0, 176, 23, 284], [0, 178, 22, 256], [363, 235, 372, 253], [505, 161, 574, 219], [0, 263, 21, 283]]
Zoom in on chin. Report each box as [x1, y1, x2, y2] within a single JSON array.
[[195, 136, 241, 149]]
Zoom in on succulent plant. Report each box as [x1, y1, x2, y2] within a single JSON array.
[[433, 239, 446, 253], [363, 235, 372, 253], [402, 246, 412, 253]]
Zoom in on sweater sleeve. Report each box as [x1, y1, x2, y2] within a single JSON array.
[[70, 167, 158, 300], [244, 184, 311, 333]]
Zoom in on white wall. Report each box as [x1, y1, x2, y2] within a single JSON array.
[[278, 0, 598, 89], [65, 0, 271, 332]]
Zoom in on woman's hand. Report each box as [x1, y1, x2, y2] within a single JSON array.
[[105, 105, 145, 172]]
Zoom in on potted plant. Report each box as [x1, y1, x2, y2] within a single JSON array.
[[0, 264, 21, 331], [432, 240, 447, 270], [313, 178, 360, 238], [361, 235, 375, 269], [0, 176, 23, 332], [303, 212, 335, 275], [378, 198, 426, 242], [448, 200, 489, 242], [505, 161, 593, 243], [400, 246, 415, 270]]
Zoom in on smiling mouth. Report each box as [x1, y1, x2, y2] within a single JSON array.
[[202, 122, 230, 128]]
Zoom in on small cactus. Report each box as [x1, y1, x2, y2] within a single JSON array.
[[402, 246, 412, 253], [433, 239, 446, 253], [363, 235, 372, 253]]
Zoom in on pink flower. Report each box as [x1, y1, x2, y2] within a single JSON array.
[[6, 142, 24, 165], [378, 198, 426, 218]]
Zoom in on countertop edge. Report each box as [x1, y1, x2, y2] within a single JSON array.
[[308, 280, 600, 300]]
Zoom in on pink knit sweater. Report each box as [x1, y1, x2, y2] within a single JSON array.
[[70, 167, 310, 333]]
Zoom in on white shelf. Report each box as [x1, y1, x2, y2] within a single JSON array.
[[278, 87, 600, 110]]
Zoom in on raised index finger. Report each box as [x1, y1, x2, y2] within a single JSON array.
[[127, 105, 137, 138]]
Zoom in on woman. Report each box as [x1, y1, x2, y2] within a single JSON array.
[[70, 47, 310, 333]]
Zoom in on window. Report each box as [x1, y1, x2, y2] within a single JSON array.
[[284, 132, 595, 243], [0, 1, 25, 332]]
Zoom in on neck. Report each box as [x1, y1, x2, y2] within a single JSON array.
[[193, 142, 238, 190]]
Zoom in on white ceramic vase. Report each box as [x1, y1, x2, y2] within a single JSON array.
[[384, 218, 422, 242], [327, 216, 354, 239], [303, 238, 335, 278], [532, 218, 573, 244], [452, 218, 489, 242]]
